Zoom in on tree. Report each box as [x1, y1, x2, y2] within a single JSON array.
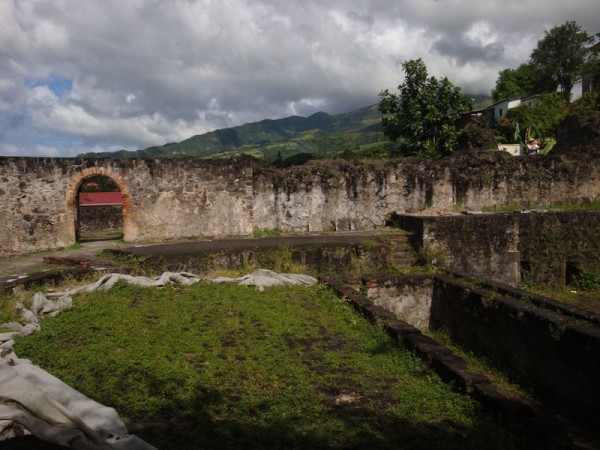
[[491, 63, 547, 101], [530, 21, 598, 101], [379, 59, 473, 158]]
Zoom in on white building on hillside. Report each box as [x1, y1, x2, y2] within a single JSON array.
[[489, 94, 543, 122]]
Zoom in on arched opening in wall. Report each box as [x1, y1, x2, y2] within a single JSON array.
[[76, 175, 123, 242]]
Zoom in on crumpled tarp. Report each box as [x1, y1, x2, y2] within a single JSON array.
[[0, 269, 316, 449], [211, 268, 318, 287], [0, 360, 155, 450]]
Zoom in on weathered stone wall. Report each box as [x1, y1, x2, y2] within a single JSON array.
[[79, 206, 122, 232], [253, 151, 600, 233], [398, 214, 521, 285], [1, 151, 599, 257], [431, 275, 600, 415], [364, 276, 433, 331], [519, 212, 600, 285], [0, 157, 254, 257], [398, 211, 600, 286]]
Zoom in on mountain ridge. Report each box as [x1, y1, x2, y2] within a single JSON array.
[[78, 104, 384, 161]]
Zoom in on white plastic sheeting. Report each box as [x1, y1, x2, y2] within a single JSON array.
[[212, 269, 318, 288], [0, 269, 317, 449], [0, 362, 154, 450]]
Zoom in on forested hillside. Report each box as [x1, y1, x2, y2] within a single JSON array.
[[79, 105, 385, 162]]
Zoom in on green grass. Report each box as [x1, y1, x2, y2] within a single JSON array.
[[253, 228, 282, 238], [481, 202, 525, 213], [520, 284, 600, 315], [13, 281, 517, 449], [0, 291, 19, 323], [482, 199, 600, 213]]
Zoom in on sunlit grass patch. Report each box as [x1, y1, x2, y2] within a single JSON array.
[[14, 281, 517, 449]]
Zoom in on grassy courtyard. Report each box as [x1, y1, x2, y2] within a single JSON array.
[[13, 281, 517, 449]]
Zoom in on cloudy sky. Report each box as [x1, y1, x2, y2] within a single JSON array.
[[1, 0, 599, 157]]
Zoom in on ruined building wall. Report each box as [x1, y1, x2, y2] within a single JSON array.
[[1, 151, 599, 257], [0, 157, 254, 257], [397, 211, 600, 287], [398, 213, 521, 285], [253, 151, 600, 233]]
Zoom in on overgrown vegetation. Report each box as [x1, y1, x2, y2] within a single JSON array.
[[13, 282, 518, 449], [482, 198, 600, 213], [519, 269, 600, 315], [252, 228, 282, 238], [426, 328, 533, 400], [495, 93, 568, 153], [0, 290, 19, 323]]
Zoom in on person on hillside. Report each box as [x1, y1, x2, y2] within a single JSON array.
[[527, 138, 540, 155]]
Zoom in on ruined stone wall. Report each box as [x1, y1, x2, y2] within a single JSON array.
[[1, 151, 599, 257], [398, 213, 521, 285], [0, 157, 254, 257], [519, 211, 600, 285], [431, 275, 600, 414], [253, 151, 600, 233], [398, 211, 600, 286]]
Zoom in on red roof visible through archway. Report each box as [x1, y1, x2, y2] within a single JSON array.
[[79, 192, 123, 206]]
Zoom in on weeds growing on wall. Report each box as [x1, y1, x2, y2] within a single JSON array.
[[481, 199, 600, 213], [13, 281, 518, 450], [416, 243, 448, 270], [519, 277, 600, 315], [426, 328, 534, 399], [253, 229, 282, 238]]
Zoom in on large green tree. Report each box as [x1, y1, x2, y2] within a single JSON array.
[[379, 59, 472, 158], [530, 21, 598, 101], [491, 63, 555, 101]]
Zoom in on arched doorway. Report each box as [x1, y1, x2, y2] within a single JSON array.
[[76, 175, 123, 241], [66, 168, 130, 243]]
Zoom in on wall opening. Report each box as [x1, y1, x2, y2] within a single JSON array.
[[67, 168, 130, 244], [76, 175, 123, 242]]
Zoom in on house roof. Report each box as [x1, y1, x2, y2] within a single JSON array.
[[79, 192, 122, 206]]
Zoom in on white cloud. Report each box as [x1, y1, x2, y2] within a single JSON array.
[[1, 0, 599, 156]]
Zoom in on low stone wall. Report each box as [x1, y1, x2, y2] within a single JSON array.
[[323, 275, 556, 445], [519, 211, 600, 285], [107, 233, 414, 275], [398, 213, 520, 285], [430, 275, 600, 416], [398, 211, 600, 286]]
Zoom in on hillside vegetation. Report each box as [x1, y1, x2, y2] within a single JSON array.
[[79, 105, 386, 162]]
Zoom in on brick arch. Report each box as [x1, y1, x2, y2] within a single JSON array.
[[66, 167, 132, 242]]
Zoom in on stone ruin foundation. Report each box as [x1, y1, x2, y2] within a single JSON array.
[[323, 272, 600, 447]]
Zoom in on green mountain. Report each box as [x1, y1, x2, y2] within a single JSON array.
[[79, 104, 385, 162]]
